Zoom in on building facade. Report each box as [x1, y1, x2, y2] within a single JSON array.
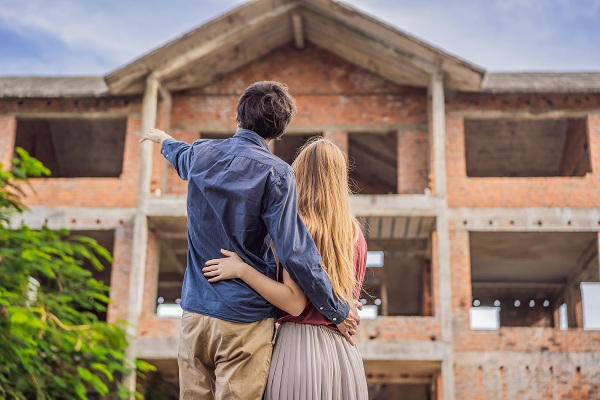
[[1, 0, 600, 399]]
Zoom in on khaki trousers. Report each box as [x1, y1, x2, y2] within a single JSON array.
[[178, 311, 275, 400]]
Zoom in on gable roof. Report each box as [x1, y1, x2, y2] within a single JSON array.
[[2, 1, 598, 99], [105, 0, 486, 95]]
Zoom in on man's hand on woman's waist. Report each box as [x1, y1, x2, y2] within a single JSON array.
[[337, 300, 362, 346]]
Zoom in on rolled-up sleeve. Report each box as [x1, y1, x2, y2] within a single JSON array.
[[261, 170, 350, 324], [161, 138, 193, 180]]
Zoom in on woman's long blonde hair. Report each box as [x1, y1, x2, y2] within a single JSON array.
[[292, 137, 359, 302]]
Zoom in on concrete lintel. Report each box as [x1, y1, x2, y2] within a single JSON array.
[[455, 350, 600, 367], [4, 112, 140, 119], [449, 207, 600, 231], [137, 336, 451, 361], [171, 123, 428, 135], [450, 110, 599, 120], [356, 339, 450, 361], [367, 377, 432, 384], [146, 194, 441, 218], [350, 194, 440, 217], [146, 195, 187, 217], [137, 337, 180, 359], [12, 206, 136, 229]]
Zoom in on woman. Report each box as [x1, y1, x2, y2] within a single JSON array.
[[202, 137, 369, 400]]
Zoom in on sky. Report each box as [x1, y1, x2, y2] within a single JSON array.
[[0, 0, 599, 77]]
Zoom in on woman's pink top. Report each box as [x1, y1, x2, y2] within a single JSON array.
[[277, 228, 367, 332]]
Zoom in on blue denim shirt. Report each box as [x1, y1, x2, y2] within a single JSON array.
[[161, 129, 349, 324]]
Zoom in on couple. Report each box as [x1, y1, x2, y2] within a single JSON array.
[[141, 81, 369, 400]]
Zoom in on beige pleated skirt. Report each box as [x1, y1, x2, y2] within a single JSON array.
[[264, 322, 369, 400]]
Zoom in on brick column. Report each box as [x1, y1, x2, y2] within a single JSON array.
[[323, 131, 348, 155], [449, 226, 472, 324], [106, 222, 134, 323], [0, 116, 16, 167], [142, 230, 160, 316], [398, 129, 430, 194]]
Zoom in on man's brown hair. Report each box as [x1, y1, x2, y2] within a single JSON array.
[[236, 81, 297, 140]]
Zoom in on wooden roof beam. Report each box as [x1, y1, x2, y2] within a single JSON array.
[[300, 8, 439, 77], [292, 13, 304, 49], [154, 2, 298, 80]]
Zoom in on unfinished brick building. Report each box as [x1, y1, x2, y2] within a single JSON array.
[[2, 0, 600, 398]]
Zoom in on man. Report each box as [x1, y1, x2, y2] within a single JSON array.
[[140, 81, 360, 399]]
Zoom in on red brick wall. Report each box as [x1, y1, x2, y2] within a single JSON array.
[[447, 114, 600, 208], [0, 97, 145, 207], [398, 129, 429, 194], [455, 358, 600, 400], [323, 131, 348, 155], [23, 116, 142, 207], [171, 44, 427, 128], [107, 221, 134, 323], [355, 317, 441, 342], [0, 116, 16, 167], [449, 224, 600, 352], [446, 93, 600, 207], [450, 223, 600, 399], [164, 43, 429, 194]]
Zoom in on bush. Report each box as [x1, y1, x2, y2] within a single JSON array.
[[0, 148, 154, 399]]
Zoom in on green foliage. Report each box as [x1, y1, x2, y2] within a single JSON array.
[[0, 149, 154, 399]]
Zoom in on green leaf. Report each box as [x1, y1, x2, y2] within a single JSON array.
[[135, 360, 157, 373], [73, 380, 87, 400], [9, 309, 29, 325], [91, 363, 114, 382], [77, 366, 94, 382], [88, 374, 109, 395]]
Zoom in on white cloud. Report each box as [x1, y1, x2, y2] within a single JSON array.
[[0, 0, 243, 74], [341, 0, 600, 71]]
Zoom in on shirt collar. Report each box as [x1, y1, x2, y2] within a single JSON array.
[[234, 129, 271, 152]]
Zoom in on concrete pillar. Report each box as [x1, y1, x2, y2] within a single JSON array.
[[123, 73, 158, 394], [431, 73, 447, 196], [323, 131, 348, 155], [158, 85, 172, 194], [0, 116, 16, 168], [430, 71, 455, 400]]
